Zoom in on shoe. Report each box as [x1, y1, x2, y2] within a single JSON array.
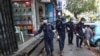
[[47, 53, 50, 56], [50, 52, 53, 56], [68, 43, 70, 45], [47, 54, 50, 56], [60, 51, 64, 56], [71, 43, 74, 45], [76, 47, 79, 50], [51, 53, 53, 56], [79, 46, 82, 48], [87, 47, 90, 50]]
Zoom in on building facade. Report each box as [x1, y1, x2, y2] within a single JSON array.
[[0, 0, 57, 55], [0, 0, 18, 56]]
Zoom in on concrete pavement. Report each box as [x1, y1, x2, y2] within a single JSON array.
[[53, 34, 95, 56]]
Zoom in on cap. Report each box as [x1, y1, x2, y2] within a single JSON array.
[[70, 17, 73, 20], [61, 16, 66, 21], [43, 17, 48, 20], [81, 17, 85, 21]]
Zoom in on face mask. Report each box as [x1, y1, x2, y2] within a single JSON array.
[[71, 20, 74, 22], [43, 20, 48, 23], [82, 21, 85, 23], [62, 21, 66, 24]]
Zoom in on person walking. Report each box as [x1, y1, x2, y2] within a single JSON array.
[[85, 25, 93, 50], [75, 17, 85, 48], [56, 17, 66, 56], [34, 18, 55, 56], [66, 18, 74, 45]]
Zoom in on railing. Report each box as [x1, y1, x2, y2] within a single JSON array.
[[16, 37, 44, 56]]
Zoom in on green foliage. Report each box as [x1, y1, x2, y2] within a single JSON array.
[[66, 15, 70, 18], [66, 0, 97, 14]]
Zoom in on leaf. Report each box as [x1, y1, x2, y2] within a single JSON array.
[[66, 0, 97, 15]]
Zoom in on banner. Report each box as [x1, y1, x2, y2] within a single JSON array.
[[57, 0, 62, 10], [46, 3, 54, 23]]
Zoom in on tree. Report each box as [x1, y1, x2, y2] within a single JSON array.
[[66, 0, 97, 19]]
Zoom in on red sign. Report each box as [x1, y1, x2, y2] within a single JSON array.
[[12, 0, 31, 2]]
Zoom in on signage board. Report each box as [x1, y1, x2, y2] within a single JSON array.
[[40, 0, 51, 3], [57, 0, 62, 10]]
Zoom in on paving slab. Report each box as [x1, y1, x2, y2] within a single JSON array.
[[53, 34, 95, 56]]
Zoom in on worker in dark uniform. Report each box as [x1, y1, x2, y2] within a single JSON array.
[[34, 18, 55, 56], [56, 17, 66, 56], [67, 18, 74, 45], [75, 18, 85, 48]]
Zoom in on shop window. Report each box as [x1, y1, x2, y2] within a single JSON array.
[[12, 2, 34, 44]]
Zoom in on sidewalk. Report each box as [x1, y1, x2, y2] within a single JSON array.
[[53, 34, 95, 56]]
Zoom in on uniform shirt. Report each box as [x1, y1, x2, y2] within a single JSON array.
[[35, 23, 54, 40], [56, 20, 66, 33], [76, 22, 84, 36], [66, 21, 74, 32]]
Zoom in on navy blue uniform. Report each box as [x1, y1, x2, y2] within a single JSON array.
[[35, 23, 54, 55], [56, 20, 66, 51], [76, 22, 84, 47], [67, 21, 74, 44]]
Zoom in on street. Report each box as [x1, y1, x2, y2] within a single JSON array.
[[53, 34, 95, 56], [1, 0, 100, 56], [54, 34, 94, 56], [39, 34, 97, 56]]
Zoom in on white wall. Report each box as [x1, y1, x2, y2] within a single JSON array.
[[34, 0, 46, 30], [62, 0, 67, 13], [31, 0, 37, 30]]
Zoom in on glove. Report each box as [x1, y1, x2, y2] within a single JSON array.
[[57, 35, 60, 39], [82, 28, 85, 33], [52, 30, 56, 33], [76, 33, 79, 36], [67, 27, 70, 30]]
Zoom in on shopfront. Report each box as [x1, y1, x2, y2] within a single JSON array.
[[46, 3, 56, 23], [12, 0, 33, 34], [11, 0, 37, 44], [40, 0, 56, 23], [38, 4, 46, 22]]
